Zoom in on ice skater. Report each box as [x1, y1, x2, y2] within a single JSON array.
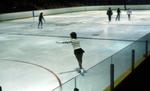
[[115, 8, 121, 21], [38, 12, 45, 29], [57, 32, 85, 74], [107, 7, 113, 22], [127, 8, 132, 21]]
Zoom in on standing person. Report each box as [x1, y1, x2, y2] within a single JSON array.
[[127, 8, 132, 21], [107, 7, 113, 22], [38, 12, 45, 29], [57, 32, 85, 74], [116, 8, 121, 21]]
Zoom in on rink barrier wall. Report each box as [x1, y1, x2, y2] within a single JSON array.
[[51, 33, 150, 91], [0, 5, 150, 21], [104, 35, 150, 91], [103, 54, 147, 91]]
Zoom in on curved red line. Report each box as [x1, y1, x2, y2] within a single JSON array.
[[1, 59, 62, 90]]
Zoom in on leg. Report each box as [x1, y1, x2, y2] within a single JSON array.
[[129, 15, 131, 20], [41, 21, 43, 28], [75, 52, 86, 76], [38, 21, 40, 28], [115, 15, 118, 21], [38, 20, 43, 28], [75, 53, 83, 69], [116, 14, 119, 21], [108, 16, 111, 22], [38, 21, 41, 28]]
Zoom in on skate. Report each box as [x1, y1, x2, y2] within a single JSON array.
[[78, 68, 87, 76], [59, 68, 87, 76]]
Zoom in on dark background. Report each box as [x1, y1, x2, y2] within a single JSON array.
[[0, 0, 150, 13]]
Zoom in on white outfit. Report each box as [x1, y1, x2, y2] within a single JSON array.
[[70, 39, 81, 50], [127, 9, 132, 15]]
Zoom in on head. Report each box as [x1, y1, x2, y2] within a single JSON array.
[[70, 32, 77, 39], [74, 88, 79, 91], [40, 12, 43, 15]]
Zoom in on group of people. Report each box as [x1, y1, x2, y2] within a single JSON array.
[[107, 7, 132, 22], [37, 8, 132, 75], [38, 8, 132, 28]]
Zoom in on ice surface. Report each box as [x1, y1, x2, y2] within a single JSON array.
[[0, 10, 150, 91]]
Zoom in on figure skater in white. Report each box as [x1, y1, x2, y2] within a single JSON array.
[[57, 32, 85, 74]]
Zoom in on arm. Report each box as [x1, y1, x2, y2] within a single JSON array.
[[56, 41, 72, 44], [62, 41, 72, 44], [41, 15, 45, 22]]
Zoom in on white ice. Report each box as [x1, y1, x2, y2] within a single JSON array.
[[0, 10, 150, 91]]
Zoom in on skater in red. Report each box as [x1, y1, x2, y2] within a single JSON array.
[[57, 32, 85, 73]]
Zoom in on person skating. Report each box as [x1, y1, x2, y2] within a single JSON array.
[[57, 32, 85, 75], [38, 12, 45, 29], [116, 8, 121, 21], [127, 8, 132, 21], [107, 7, 113, 22]]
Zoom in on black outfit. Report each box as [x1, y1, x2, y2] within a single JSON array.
[[74, 48, 85, 69], [116, 8, 121, 21], [38, 13, 44, 28], [107, 8, 113, 22]]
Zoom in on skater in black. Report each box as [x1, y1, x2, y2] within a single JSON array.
[[116, 8, 121, 21], [57, 32, 85, 73], [38, 12, 45, 29], [107, 7, 113, 22]]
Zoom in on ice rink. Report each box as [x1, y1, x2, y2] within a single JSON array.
[[0, 10, 150, 91]]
